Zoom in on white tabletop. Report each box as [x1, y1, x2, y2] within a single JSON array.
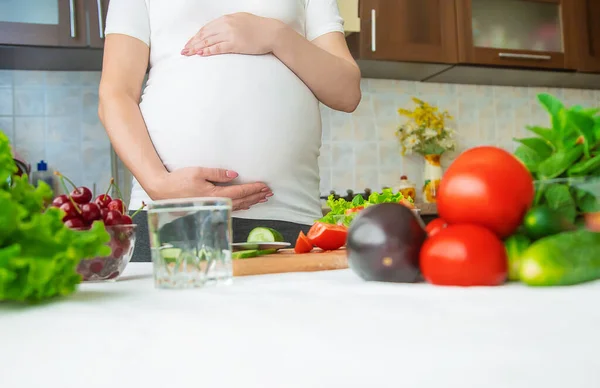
[[1, 263, 599, 388]]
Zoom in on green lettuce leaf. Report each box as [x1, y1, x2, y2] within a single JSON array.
[[0, 130, 111, 303]]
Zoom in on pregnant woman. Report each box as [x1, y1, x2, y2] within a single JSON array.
[[98, 0, 361, 261]]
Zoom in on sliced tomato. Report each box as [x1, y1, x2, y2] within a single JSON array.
[[345, 206, 364, 215], [399, 198, 415, 209], [307, 222, 348, 251], [294, 231, 313, 254]]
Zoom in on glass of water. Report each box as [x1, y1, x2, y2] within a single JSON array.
[[146, 197, 233, 289]]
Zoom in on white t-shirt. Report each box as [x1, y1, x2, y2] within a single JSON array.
[[104, 0, 344, 226]]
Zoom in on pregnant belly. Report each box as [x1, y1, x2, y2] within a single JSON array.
[[139, 54, 322, 184]]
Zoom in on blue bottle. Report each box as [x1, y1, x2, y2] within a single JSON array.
[[32, 160, 54, 189]]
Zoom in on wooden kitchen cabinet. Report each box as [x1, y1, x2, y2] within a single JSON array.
[[358, 0, 458, 64], [0, 0, 87, 47], [88, 0, 109, 48], [455, 0, 577, 70], [573, 0, 600, 73]]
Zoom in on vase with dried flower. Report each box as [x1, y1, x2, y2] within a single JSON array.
[[395, 97, 457, 204]]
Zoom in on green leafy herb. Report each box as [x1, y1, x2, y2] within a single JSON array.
[[543, 184, 576, 223], [537, 93, 565, 135], [514, 138, 553, 159], [514, 145, 544, 173], [0, 130, 110, 303], [568, 110, 596, 158], [568, 154, 600, 177], [524, 126, 557, 148], [513, 93, 600, 229], [537, 145, 584, 179]]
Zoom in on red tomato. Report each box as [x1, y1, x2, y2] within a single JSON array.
[[294, 231, 313, 254], [425, 218, 447, 237], [420, 224, 507, 286], [345, 206, 364, 215], [437, 146, 534, 238], [307, 222, 348, 251]]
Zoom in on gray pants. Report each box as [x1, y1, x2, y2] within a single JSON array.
[[129, 210, 311, 262]]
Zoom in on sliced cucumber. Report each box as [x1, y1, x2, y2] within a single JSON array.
[[232, 250, 260, 259], [247, 227, 284, 243], [257, 249, 277, 255], [232, 248, 278, 259]]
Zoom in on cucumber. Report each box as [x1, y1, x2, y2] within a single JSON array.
[[257, 249, 277, 255], [519, 229, 600, 286], [504, 234, 531, 281], [247, 227, 284, 243], [232, 250, 259, 259], [231, 249, 278, 260], [522, 206, 576, 240]]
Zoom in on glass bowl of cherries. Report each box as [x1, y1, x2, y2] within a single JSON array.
[[51, 174, 145, 282]]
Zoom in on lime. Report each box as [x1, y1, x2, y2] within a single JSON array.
[[523, 206, 575, 240], [160, 247, 182, 263]]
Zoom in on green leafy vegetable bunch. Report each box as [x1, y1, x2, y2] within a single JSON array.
[[514, 94, 600, 223], [319, 188, 414, 227], [0, 130, 110, 303]]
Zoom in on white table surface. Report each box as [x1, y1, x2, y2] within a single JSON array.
[[1, 263, 599, 388]]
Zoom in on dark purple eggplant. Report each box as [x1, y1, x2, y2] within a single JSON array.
[[347, 203, 426, 283]]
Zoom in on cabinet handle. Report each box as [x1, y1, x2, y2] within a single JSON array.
[[69, 0, 76, 38], [498, 52, 551, 61], [371, 9, 376, 52], [97, 0, 105, 38]]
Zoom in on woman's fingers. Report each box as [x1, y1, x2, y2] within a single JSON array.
[[198, 42, 232, 56], [231, 191, 273, 211], [181, 18, 226, 55], [213, 182, 270, 201], [182, 33, 222, 55]]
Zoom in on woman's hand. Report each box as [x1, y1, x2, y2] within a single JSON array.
[[181, 13, 283, 57], [148, 167, 272, 211]]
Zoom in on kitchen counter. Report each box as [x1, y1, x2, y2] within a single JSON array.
[[1, 263, 599, 388]]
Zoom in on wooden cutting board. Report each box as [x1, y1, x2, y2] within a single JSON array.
[[232, 248, 349, 277]]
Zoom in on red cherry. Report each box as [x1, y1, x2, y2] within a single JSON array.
[[71, 186, 93, 204], [81, 203, 102, 225], [103, 210, 123, 226], [52, 194, 70, 208], [90, 260, 104, 273], [100, 208, 109, 219], [112, 246, 125, 258], [108, 271, 120, 280], [94, 194, 112, 209], [120, 238, 131, 253], [120, 215, 133, 225], [60, 202, 80, 221], [107, 199, 125, 213], [64, 218, 85, 229]]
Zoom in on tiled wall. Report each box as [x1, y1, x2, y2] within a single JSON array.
[[1, 70, 599, 202], [0, 70, 112, 195], [319, 79, 600, 200]]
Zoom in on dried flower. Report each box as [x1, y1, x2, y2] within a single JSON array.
[[395, 97, 457, 156]]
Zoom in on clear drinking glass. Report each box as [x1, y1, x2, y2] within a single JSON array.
[[147, 198, 233, 289]]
